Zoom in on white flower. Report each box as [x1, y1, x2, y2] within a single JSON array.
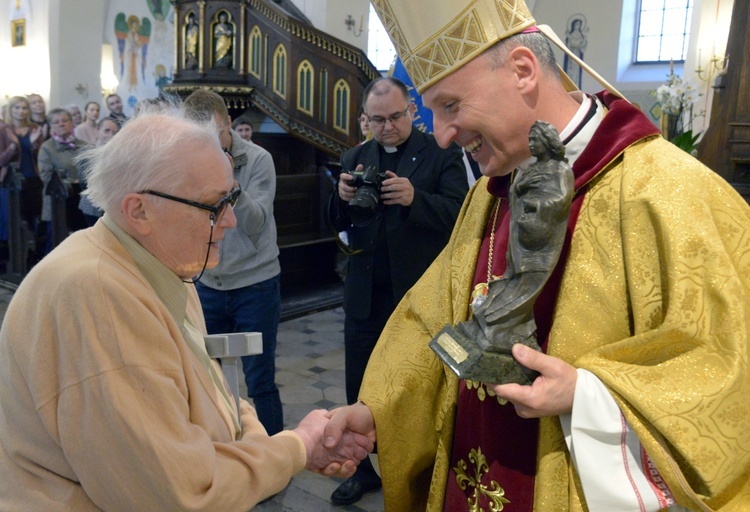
[[651, 73, 700, 116]]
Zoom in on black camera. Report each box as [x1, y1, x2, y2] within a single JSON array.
[[347, 166, 387, 227]]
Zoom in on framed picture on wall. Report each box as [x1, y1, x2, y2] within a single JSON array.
[[12, 19, 26, 47]]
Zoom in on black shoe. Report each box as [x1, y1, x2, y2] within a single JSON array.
[[330, 475, 382, 506]]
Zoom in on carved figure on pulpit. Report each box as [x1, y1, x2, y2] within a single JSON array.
[[213, 11, 233, 69], [184, 12, 199, 70]]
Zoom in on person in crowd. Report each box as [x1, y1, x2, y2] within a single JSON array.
[[106, 93, 128, 127], [0, 105, 16, 177], [78, 117, 119, 226], [133, 97, 169, 116], [0, 120, 13, 180], [324, 1, 750, 511], [326, 76, 468, 506], [232, 117, 253, 142], [66, 104, 83, 126], [0, 111, 13, 243], [38, 108, 87, 237], [27, 93, 50, 140], [183, 90, 285, 437], [1, 96, 45, 260], [74, 101, 101, 145], [358, 110, 370, 141], [0, 105, 373, 511]]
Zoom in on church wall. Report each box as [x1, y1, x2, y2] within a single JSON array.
[[289, 0, 369, 52], [49, 0, 106, 113], [1, 0, 53, 102], [0, 0, 733, 135], [533, 0, 734, 133]]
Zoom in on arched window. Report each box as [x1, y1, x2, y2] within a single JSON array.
[[273, 44, 287, 99], [297, 60, 314, 116], [249, 26, 262, 79], [635, 0, 693, 63], [319, 69, 328, 124], [333, 79, 350, 134]]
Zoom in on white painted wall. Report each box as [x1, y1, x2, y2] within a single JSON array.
[[0, 0, 734, 133], [290, 0, 369, 51], [532, 0, 734, 132], [49, 0, 106, 112], [1, 0, 53, 101]]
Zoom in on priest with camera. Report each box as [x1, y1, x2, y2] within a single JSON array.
[[326, 76, 468, 505]]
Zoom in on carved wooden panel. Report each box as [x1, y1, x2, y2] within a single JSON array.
[[697, 0, 750, 201]]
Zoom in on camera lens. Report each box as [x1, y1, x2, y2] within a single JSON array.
[[349, 187, 380, 227]]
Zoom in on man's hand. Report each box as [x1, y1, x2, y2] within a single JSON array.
[[293, 409, 373, 478], [490, 344, 577, 418], [324, 402, 377, 445], [338, 165, 363, 202], [381, 170, 414, 206]]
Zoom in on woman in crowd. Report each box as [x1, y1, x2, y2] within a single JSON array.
[[66, 104, 83, 126], [2, 97, 45, 241], [27, 93, 49, 141], [38, 108, 87, 242], [74, 101, 101, 145]]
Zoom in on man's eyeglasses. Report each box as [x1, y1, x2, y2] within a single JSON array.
[[367, 107, 410, 127], [140, 186, 241, 221]]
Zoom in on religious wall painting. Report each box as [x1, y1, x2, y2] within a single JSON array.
[[563, 14, 588, 89], [11, 19, 26, 47], [154, 63, 172, 92], [146, 0, 172, 22], [105, 1, 174, 116], [211, 10, 235, 69], [114, 13, 152, 92]]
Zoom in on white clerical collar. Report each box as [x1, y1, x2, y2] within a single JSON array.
[[383, 145, 398, 153], [515, 93, 603, 173], [560, 92, 603, 169]]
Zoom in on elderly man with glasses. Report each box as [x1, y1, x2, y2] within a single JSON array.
[[0, 105, 373, 511], [326, 76, 469, 506]]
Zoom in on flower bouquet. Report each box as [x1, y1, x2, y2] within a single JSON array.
[[652, 72, 702, 154]]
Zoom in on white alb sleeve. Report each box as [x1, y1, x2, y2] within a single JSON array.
[[559, 369, 689, 512]]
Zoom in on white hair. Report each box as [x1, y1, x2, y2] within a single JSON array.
[[78, 101, 221, 213]]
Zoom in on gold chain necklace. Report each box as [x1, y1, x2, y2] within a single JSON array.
[[470, 197, 502, 309]]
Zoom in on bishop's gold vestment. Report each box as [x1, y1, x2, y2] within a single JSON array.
[[360, 135, 750, 511]]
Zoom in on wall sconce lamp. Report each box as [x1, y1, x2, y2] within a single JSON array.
[[696, 49, 724, 82], [345, 14, 363, 37]]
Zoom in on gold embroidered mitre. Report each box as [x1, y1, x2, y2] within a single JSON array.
[[371, 0, 535, 93]]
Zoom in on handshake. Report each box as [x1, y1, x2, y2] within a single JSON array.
[[293, 402, 376, 478]]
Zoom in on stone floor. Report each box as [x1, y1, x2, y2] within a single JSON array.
[[0, 282, 384, 511], [251, 308, 384, 512]]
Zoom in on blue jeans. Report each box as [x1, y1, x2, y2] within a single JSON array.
[[196, 275, 283, 435]]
